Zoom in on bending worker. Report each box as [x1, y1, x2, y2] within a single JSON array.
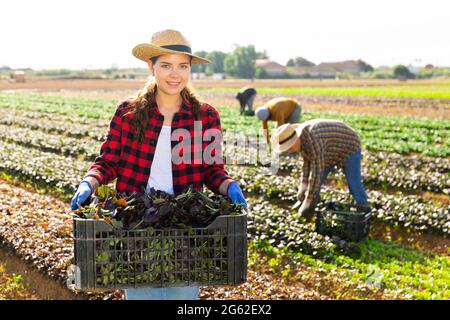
[[271, 119, 369, 216], [255, 97, 301, 143], [236, 87, 257, 115]]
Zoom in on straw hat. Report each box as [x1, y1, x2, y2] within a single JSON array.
[[132, 29, 210, 65], [271, 123, 303, 153]]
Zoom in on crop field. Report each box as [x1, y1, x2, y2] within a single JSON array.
[[203, 84, 450, 100], [0, 80, 449, 300]]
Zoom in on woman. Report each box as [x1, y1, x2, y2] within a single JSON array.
[[70, 29, 247, 300]]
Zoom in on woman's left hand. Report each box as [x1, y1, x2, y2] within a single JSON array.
[[227, 182, 247, 209]]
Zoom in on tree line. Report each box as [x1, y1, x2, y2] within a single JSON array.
[[192, 45, 267, 79]]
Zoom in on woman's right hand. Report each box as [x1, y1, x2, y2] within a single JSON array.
[[70, 181, 93, 210]]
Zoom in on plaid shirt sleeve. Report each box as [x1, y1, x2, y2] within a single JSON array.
[[302, 129, 325, 202], [300, 158, 310, 188], [83, 101, 128, 185], [202, 105, 233, 194]]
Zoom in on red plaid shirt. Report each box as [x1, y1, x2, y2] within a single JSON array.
[[83, 96, 233, 195]]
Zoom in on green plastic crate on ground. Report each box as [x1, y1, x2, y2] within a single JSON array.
[[315, 203, 372, 242], [70, 212, 247, 290]]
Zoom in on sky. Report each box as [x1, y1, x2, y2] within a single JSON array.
[[1, 0, 449, 70]]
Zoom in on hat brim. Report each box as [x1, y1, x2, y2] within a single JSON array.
[[132, 43, 210, 65], [271, 134, 297, 154], [271, 123, 303, 153]]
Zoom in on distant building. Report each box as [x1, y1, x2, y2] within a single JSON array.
[[192, 72, 206, 80], [14, 70, 26, 83], [212, 73, 226, 80], [255, 59, 287, 77], [407, 64, 422, 75], [287, 57, 316, 67], [289, 60, 366, 78]]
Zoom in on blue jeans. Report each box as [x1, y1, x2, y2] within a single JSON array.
[[320, 150, 368, 205], [124, 287, 200, 300]]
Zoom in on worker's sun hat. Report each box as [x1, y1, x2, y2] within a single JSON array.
[[255, 106, 270, 121], [132, 29, 210, 64], [271, 123, 303, 153]]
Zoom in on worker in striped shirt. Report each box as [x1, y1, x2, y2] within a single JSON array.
[[271, 119, 369, 215], [255, 97, 302, 143]]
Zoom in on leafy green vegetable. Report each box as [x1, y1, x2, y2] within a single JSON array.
[[73, 185, 243, 230]]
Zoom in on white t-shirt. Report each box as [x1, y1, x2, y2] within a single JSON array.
[[146, 126, 174, 195]]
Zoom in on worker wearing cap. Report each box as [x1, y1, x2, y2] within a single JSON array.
[[255, 97, 301, 143], [271, 119, 368, 216]]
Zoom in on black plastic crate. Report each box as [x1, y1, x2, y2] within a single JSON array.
[[71, 212, 247, 290], [315, 202, 372, 242]]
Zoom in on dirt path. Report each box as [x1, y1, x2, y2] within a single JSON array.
[[2, 78, 449, 91], [0, 247, 85, 300]]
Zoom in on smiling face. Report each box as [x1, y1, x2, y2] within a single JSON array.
[[147, 54, 191, 97]]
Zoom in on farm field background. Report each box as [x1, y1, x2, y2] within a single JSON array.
[[3, 78, 448, 119], [0, 78, 448, 300], [202, 84, 450, 100]]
